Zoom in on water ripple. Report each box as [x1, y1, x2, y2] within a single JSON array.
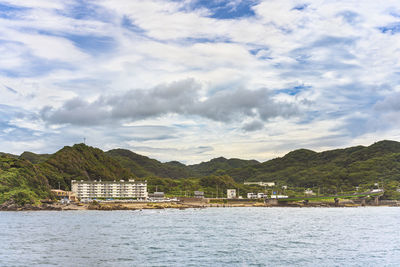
[[0, 207, 399, 266]]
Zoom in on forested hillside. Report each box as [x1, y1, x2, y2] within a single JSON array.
[[1, 140, 400, 204], [38, 144, 134, 190], [106, 149, 194, 178], [187, 157, 259, 176], [225, 140, 400, 193], [0, 155, 52, 205]]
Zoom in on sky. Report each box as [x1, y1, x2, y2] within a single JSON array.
[[1, 0, 400, 164]]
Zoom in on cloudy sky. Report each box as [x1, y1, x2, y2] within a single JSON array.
[[1, 0, 400, 163]]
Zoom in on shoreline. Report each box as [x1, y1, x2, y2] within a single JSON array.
[[1, 200, 399, 211]]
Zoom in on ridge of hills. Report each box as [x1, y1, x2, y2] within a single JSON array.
[[1, 140, 400, 204], [224, 140, 400, 190]]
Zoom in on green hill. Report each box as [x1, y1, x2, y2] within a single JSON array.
[[106, 149, 194, 179], [188, 157, 260, 176], [39, 144, 134, 190], [105, 149, 259, 179], [226, 140, 400, 193]]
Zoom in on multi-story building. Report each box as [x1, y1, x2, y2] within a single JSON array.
[[71, 179, 148, 200]]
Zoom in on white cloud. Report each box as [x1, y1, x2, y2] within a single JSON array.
[[1, 0, 400, 163]]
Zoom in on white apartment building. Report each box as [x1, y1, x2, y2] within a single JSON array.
[[71, 179, 148, 200]]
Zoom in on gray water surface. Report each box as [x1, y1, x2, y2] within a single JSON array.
[[1, 207, 399, 266]]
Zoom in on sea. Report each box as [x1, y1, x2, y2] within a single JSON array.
[[1, 207, 399, 266]]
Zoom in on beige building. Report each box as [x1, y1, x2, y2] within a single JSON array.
[[71, 179, 148, 200], [51, 189, 78, 202]]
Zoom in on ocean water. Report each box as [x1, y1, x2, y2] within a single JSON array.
[[0, 207, 399, 266]]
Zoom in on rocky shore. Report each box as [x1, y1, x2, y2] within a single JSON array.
[[0, 200, 62, 211]]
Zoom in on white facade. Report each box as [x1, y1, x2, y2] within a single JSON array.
[[247, 193, 257, 199], [257, 193, 265, 199], [227, 189, 237, 199], [270, 195, 288, 199], [71, 179, 148, 200], [244, 182, 275, 187]]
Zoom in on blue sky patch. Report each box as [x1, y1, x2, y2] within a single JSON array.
[[66, 34, 116, 55], [57, 0, 113, 22], [121, 16, 146, 34], [292, 4, 309, 11], [278, 85, 311, 96], [187, 0, 258, 19], [379, 23, 400, 34], [0, 3, 28, 19]]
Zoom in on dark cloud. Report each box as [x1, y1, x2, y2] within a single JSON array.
[[41, 79, 300, 126], [242, 120, 264, 131]]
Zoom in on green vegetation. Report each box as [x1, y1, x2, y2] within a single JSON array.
[[1, 140, 400, 206], [20, 151, 51, 164], [38, 144, 135, 190], [106, 149, 194, 178], [0, 155, 52, 205], [187, 157, 259, 177], [224, 141, 400, 195]]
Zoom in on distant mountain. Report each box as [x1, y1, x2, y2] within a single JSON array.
[[187, 157, 260, 176], [106, 149, 260, 179], [20, 151, 51, 164], [39, 144, 134, 190], [106, 149, 194, 179]]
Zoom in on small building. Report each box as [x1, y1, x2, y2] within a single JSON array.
[[257, 193, 265, 199], [370, 189, 383, 193], [149, 192, 165, 201], [247, 193, 257, 199], [304, 189, 315, 196], [194, 191, 204, 199], [227, 189, 236, 199], [51, 189, 78, 202], [244, 181, 275, 187], [270, 195, 288, 199], [282, 185, 288, 190]]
